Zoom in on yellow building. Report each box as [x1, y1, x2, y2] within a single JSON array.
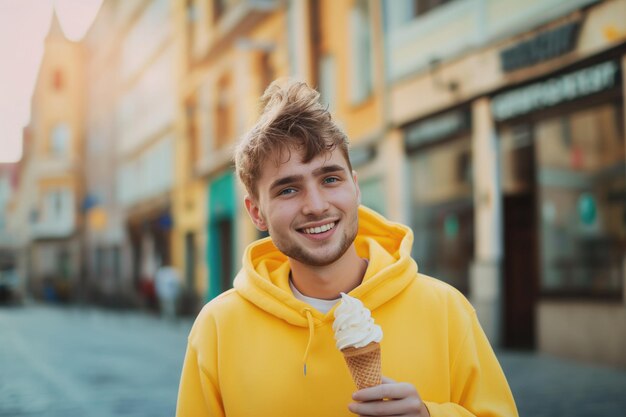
[[81, 0, 139, 306], [172, 0, 393, 304], [10, 17, 85, 300], [173, 0, 295, 303], [313, 0, 401, 219], [80, 0, 181, 309]]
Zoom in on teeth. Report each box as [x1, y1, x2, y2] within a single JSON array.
[[303, 222, 335, 234]]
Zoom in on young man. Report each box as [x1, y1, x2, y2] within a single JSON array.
[[176, 80, 518, 417]]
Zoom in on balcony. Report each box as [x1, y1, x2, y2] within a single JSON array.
[[191, 0, 278, 63], [34, 155, 80, 178], [30, 218, 76, 240]]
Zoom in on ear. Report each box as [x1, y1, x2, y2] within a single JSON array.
[[244, 195, 268, 231], [352, 170, 362, 205]]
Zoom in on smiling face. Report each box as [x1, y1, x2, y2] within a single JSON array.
[[245, 147, 361, 267]]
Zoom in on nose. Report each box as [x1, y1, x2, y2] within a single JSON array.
[[302, 187, 330, 216]]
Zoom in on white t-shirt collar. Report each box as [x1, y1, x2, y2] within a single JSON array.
[[289, 280, 340, 314]]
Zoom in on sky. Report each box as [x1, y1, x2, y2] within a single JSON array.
[[0, 0, 103, 164]]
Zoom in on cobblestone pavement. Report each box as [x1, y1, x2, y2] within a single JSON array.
[[1, 304, 625, 416]]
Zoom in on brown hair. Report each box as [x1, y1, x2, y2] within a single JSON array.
[[234, 79, 351, 198]]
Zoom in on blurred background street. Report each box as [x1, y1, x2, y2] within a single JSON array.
[[0, 304, 188, 417], [1, 0, 626, 415], [2, 304, 626, 417]]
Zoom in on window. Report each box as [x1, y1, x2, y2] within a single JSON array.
[[215, 74, 233, 149], [186, 96, 199, 174], [349, 0, 373, 104], [409, 137, 474, 294], [213, 0, 226, 22], [50, 123, 71, 156], [186, 0, 197, 22], [535, 102, 625, 297], [186, 0, 197, 61], [259, 52, 275, 93], [53, 69, 64, 91], [318, 55, 336, 111], [41, 189, 71, 224]]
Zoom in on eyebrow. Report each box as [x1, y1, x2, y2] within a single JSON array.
[[268, 164, 347, 192], [312, 164, 346, 177], [269, 175, 303, 192]]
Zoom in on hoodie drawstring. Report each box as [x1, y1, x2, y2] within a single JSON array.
[[302, 308, 315, 376]]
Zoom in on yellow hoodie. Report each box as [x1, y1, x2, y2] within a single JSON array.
[[176, 207, 518, 417]]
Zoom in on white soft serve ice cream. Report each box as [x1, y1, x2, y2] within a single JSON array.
[[332, 293, 383, 350]]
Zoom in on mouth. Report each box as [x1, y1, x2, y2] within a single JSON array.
[[298, 221, 337, 235]]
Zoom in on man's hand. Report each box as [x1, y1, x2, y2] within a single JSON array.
[[348, 376, 430, 417]]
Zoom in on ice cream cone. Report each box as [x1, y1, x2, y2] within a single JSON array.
[[341, 341, 382, 389]]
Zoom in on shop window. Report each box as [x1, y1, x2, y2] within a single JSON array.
[[57, 249, 71, 280], [112, 246, 121, 284], [409, 136, 473, 293], [96, 246, 105, 279], [535, 102, 625, 297]]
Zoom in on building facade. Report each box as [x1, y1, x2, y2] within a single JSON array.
[[10, 17, 86, 301], [172, 0, 626, 367], [175, 0, 301, 303], [12, 0, 624, 368], [81, 0, 180, 308], [383, 0, 626, 366], [0, 164, 20, 302]]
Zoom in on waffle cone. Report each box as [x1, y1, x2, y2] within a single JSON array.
[[341, 341, 382, 389]]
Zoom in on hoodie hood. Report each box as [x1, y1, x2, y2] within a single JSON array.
[[233, 206, 418, 328]]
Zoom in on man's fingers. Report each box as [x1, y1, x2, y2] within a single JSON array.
[[349, 397, 421, 416], [353, 381, 416, 401], [381, 376, 396, 384]]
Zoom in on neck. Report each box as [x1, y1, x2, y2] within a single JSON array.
[[288, 244, 367, 300]]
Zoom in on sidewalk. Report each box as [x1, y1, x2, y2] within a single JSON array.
[[498, 350, 626, 417]]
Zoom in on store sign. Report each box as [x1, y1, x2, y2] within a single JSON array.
[[405, 110, 469, 150], [500, 22, 580, 72], [492, 60, 620, 121]]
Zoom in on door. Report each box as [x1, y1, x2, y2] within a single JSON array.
[[500, 124, 538, 349], [503, 193, 538, 349]]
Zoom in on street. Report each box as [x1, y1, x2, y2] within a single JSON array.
[[1, 304, 625, 417], [0, 304, 189, 417]]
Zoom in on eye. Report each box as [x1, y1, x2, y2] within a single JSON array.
[[278, 187, 297, 196], [323, 177, 340, 184]]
